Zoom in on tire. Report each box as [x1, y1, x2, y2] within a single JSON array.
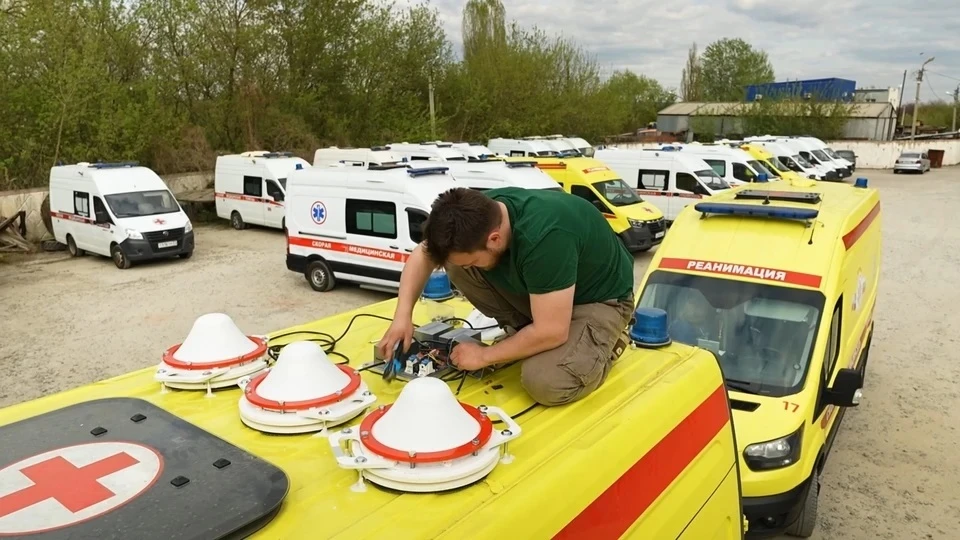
[[231, 211, 245, 230], [306, 259, 335, 292], [111, 243, 132, 269], [66, 235, 85, 257], [281, 218, 286, 233], [179, 251, 193, 260], [786, 474, 819, 538]]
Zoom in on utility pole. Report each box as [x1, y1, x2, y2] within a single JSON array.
[[428, 74, 437, 140], [952, 84, 959, 135], [910, 57, 934, 140], [898, 69, 907, 127]]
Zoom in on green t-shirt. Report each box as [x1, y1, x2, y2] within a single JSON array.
[[480, 187, 635, 305]]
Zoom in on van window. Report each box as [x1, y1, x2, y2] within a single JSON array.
[[704, 159, 726, 177], [509, 151, 525, 157], [93, 196, 113, 225], [265, 180, 284, 202], [571, 185, 610, 214], [675, 173, 701, 193], [638, 169, 668, 190], [732, 163, 755, 182], [346, 199, 397, 239], [73, 191, 90, 218], [410, 156, 432, 161], [823, 298, 842, 378], [407, 209, 428, 244], [243, 176, 262, 197]]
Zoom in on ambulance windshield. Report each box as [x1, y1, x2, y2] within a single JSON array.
[[695, 169, 729, 190], [592, 179, 643, 207], [638, 270, 825, 397], [105, 189, 181, 218]]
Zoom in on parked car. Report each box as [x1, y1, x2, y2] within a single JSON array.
[[893, 151, 931, 174], [835, 149, 857, 171]]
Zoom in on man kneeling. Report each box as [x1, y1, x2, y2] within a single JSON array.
[[376, 187, 636, 406]]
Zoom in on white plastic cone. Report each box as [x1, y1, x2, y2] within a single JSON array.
[[371, 377, 481, 453], [255, 341, 351, 401], [173, 313, 258, 364]]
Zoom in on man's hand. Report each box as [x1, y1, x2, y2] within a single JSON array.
[[377, 317, 414, 359], [449, 341, 489, 372]]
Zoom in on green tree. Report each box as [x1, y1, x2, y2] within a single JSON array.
[[699, 38, 774, 102], [680, 42, 703, 101]]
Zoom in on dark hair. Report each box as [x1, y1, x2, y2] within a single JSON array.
[[422, 188, 502, 265]]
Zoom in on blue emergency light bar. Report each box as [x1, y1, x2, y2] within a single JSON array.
[[505, 160, 537, 168], [694, 202, 819, 221], [89, 161, 139, 169], [406, 166, 450, 177]]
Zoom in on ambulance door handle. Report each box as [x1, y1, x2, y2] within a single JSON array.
[[403, 248, 413, 253], [390, 245, 399, 250]]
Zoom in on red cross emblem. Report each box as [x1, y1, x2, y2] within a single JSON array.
[[153, 218, 166, 225], [0, 442, 163, 536]]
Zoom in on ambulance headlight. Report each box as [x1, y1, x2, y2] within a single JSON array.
[[628, 218, 646, 228], [184, 220, 193, 233], [743, 426, 803, 471], [125, 228, 143, 240]]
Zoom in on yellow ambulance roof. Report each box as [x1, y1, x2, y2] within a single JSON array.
[[653, 178, 880, 290], [528, 156, 621, 182]]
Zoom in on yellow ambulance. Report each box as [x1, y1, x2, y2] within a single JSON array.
[[739, 143, 805, 183], [519, 156, 667, 252], [634, 175, 881, 537]]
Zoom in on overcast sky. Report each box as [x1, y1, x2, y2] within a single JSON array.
[[415, 0, 960, 102]]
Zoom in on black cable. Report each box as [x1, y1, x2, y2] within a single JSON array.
[[441, 317, 474, 328], [267, 313, 394, 365], [493, 402, 540, 424]]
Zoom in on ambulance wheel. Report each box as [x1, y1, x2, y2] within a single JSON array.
[[231, 211, 246, 230], [111, 243, 132, 270], [786, 474, 819, 537], [281, 218, 286, 233], [306, 260, 335, 292], [66, 235, 85, 257]]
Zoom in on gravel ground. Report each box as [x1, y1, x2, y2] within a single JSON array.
[[1, 168, 958, 539]]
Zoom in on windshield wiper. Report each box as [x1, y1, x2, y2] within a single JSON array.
[[724, 378, 762, 395]]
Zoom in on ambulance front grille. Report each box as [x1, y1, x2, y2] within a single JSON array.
[[143, 227, 185, 244], [647, 218, 665, 234]]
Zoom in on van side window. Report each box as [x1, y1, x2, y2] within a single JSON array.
[[410, 156, 431, 161], [570, 185, 608, 214], [407, 209, 428, 244], [704, 159, 726, 177], [93, 196, 113, 225], [638, 169, 667, 190], [73, 191, 90, 218], [509, 151, 525, 157], [675, 173, 701, 193], [265, 180, 284, 202], [732, 163, 754, 182], [823, 298, 842, 377], [346, 199, 397, 239], [243, 176, 262, 197]]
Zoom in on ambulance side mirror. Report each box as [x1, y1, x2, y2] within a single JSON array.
[[824, 368, 862, 407]]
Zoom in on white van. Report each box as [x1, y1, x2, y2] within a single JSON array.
[[487, 138, 558, 157], [50, 161, 194, 269], [313, 146, 406, 168], [546, 134, 594, 157], [595, 148, 729, 223], [757, 138, 841, 180], [654, 143, 773, 186], [745, 139, 826, 180], [796, 136, 854, 173], [442, 158, 563, 191], [524, 136, 582, 157], [215, 151, 310, 231], [284, 164, 462, 292], [385, 142, 468, 162], [450, 142, 499, 161]]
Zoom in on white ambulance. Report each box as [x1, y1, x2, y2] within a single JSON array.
[[450, 142, 499, 161], [654, 143, 774, 186], [385, 142, 468, 162], [49, 161, 194, 269], [312, 146, 406, 168], [214, 151, 310, 231], [486, 137, 559, 157], [594, 148, 729, 223], [543, 134, 595, 156], [442, 158, 563, 191], [284, 164, 460, 292]]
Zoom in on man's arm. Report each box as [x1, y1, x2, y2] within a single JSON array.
[[476, 231, 578, 367], [478, 285, 575, 366], [394, 243, 437, 321]]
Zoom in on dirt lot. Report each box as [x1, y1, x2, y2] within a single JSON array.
[[1, 168, 959, 538]]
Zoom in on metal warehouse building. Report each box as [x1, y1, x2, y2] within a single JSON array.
[[656, 102, 896, 141]]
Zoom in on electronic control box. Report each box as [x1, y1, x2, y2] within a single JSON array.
[[366, 321, 485, 381]]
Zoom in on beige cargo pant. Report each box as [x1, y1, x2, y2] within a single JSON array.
[[445, 264, 635, 406]]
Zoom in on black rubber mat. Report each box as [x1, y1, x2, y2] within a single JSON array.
[[0, 397, 288, 539]]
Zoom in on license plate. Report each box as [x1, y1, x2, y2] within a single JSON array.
[[158, 240, 177, 249], [655, 231, 665, 239]]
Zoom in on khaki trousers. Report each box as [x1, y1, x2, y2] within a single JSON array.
[[445, 264, 635, 406]]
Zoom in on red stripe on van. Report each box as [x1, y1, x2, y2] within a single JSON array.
[[842, 202, 880, 250], [288, 235, 409, 263], [659, 257, 822, 288], [50, 211, 94, 224], [215, 192, 283, 207], [553, 384, 730, 539]]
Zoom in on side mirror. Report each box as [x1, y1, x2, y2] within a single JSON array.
[[824, 368, 863, 407]]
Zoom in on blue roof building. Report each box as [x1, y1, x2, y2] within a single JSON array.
[[745, 78, 857, 102]]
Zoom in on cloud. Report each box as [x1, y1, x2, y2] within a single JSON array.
[[403, 0, 960, 99]]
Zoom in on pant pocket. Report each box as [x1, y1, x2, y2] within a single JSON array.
[[558, 324, 609, 387]]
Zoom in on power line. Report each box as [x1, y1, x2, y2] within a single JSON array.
[[927, 70, 960, 83]]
